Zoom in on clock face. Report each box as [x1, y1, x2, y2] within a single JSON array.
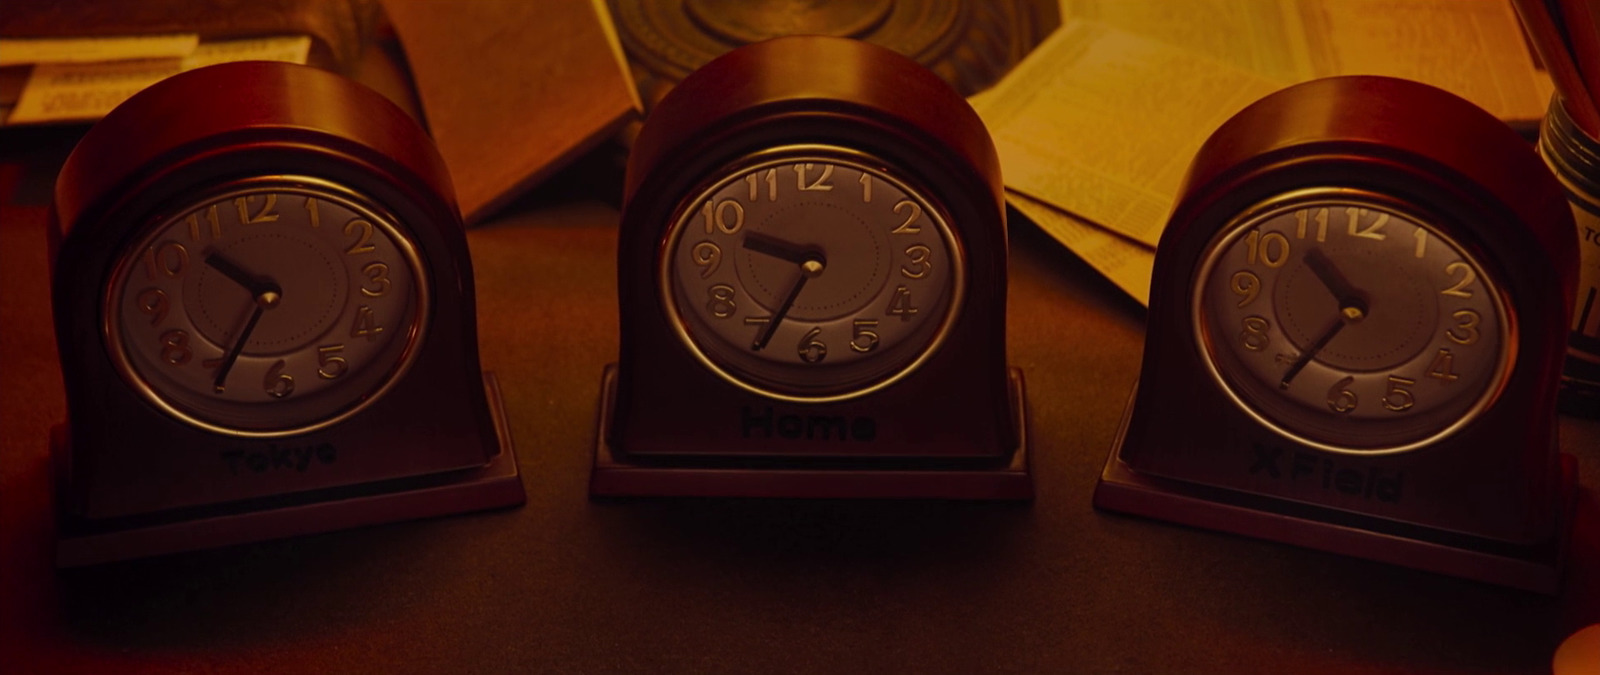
[[1193, 189, 1514, 453], [662, 148, 965, 401], [104, 178, 428, 436]]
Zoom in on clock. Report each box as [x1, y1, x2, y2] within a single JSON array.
[[1193, 190, 1509, 453], [1093, 76, 1579, 593], [105, 180, 425, 435], [662, 151, 961, 401], [594, 36, 1030, 498], [50, 62, 523, 566]]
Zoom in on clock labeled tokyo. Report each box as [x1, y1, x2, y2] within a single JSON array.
[[595, 36, 1030, 498], [1093, 77, 1579, 593], [50, 62, 523, 565]]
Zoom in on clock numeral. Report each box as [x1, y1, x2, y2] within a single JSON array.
[[234, 194, 280, 225], [692, 241, 722, 278], [795, 163, 834, 191], [1244, 230, 1289, 268], [797, 326, 827, 363], [135, 287, 169, 325], [702, 199, 745, 235], [1440, 261, 1475, 298], [1326, 376, 1358, 413], [263, 358, 295, 398], [305, 197, 321, 228], [859, 173, 872, 202], [317, 344, 348, 379], [707, 284, 737, 318], [186, 205, 223, 242], [1412, 228, 1427, 258], [850, 319, 880, 353], [344, 219, 377, 255], [1294, 207, 1328, 241], [886, 285, 918, 321], [1345, 207, 1388, 240], [1446, 309, 1480, 345], [159, 329, 192, 365], [1240, 315, 1271, 351], [743, 316, 770, 345], [901, 245, 932, 279], [891, 200, 922, 234], [746, 169, 777, 201], [1427, 348, 1460, 381], [1382, 375, 1417, 412], [360, 262, 391, 297], [350, 305, 384, 341], [1230, 270, 1260, 307], [142, 241, 188, 280]]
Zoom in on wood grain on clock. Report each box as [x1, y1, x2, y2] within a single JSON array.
[[50, 62, 522, 563], [1096, 75, 1579, 593], [600, 36, 1027, 497]]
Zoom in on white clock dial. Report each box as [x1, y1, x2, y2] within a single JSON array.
[[1194, 190, 1513, 453], [663, 149, 965, 400], [105, 179, 427, 436]]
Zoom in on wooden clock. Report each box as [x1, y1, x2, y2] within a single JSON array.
[[1093, 76, 1579, 593], [50, 62, 524, 566], [594, 36, 1030, 498]]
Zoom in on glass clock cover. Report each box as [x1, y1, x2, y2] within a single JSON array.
[[1194, 190, 1510, 453], [106, 179, 426, 436], [663, 150, 963, 401]]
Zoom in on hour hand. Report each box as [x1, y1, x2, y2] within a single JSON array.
[[1303, 247, 1364, 309], [742, 231, 815, 264], [206, 251, 264, 292]]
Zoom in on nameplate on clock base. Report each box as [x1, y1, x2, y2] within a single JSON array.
[[590, 364, 1034, 500], [1093, 385, 1577, 595], [55, 373, 526, 567]]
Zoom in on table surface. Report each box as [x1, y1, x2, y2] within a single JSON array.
[[2, 124, 1597, 675]]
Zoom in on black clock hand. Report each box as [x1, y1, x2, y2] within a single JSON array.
[[742, 231, 816, 264], [1303, 247, 1365, 307], [1280, 290, 1369, 389], [213, 282, 282, 393], [753, 256, 825, 351], [205, 251, 265, 293]]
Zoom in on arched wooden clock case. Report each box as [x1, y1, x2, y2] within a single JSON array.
[[50, 62, 524, 566], [594, 36, 1030, 498], [1093, 76, 1579, 593]]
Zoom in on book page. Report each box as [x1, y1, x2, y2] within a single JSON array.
[[0, 34, 197, 66], [973, 20, 1282, 246], [1058, 0, 1310, 84], [1008, 192, 1154, 306], [7, 36, 311, 125], [1296, 0, 1546, 121]]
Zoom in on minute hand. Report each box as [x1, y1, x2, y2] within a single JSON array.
[[753, 256, 825, 351]]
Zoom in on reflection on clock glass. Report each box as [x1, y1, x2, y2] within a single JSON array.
[[1194, 192, 1512, 453], [663, 150, 965, 400], [105, 180, 427, 436]]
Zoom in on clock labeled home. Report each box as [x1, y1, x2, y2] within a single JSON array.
[[49, 62, 524, 565], [1094, 76, 1579, 593], [595, 36, 1030, 498]]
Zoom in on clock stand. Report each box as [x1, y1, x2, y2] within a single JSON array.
[[1092, 76, 1579, 593], [50, 63, 524, 566], [592, 37, 1032, 500]]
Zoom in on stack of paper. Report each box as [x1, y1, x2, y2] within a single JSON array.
[[973, 0, 1552, 306], [0, 35, 311, 125]]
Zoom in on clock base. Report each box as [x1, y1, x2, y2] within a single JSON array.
[[53, 372, 526, 567], [589, 364, 1034, 499], [1092, 386, 1578, 595]]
